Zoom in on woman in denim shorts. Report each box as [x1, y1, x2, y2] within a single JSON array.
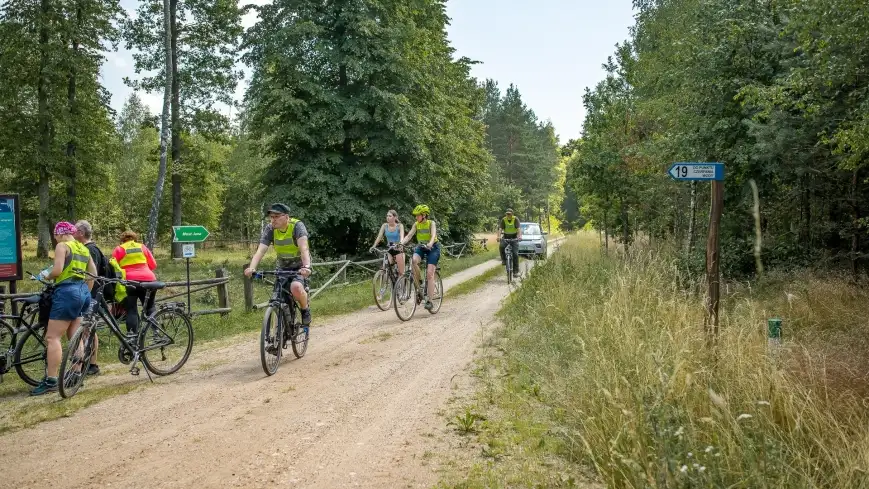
[[30, 222, 97, 396]]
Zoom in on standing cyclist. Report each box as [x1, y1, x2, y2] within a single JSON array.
[[498, 208, 522, 279], [244, 204, 313, 325], [401, 204, 439, 311]]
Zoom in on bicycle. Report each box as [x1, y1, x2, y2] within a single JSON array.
[[502, 238, 520, 285], [253, 270, 311, 376], [371, 245, 404, 311], [57, 270, 194, 398], [0, 272, 53, 386], [393, 247, 443, 321]]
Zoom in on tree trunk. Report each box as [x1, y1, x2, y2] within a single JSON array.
[[603, 207, 609, 255], [146, 0, 174, 249], [686, 180, 697, 253], [851, 168, 860, 279], [620, 197, 629, 249], [170, 0, 182, 258], [36, 0, 53, 259], [65, 3, 81, 223], [800, 175, 811, 247]]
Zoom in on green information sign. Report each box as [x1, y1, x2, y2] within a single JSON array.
[[173, 225, 210, 243]]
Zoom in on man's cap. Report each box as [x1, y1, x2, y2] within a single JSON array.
[[267, 203, 290, 215]]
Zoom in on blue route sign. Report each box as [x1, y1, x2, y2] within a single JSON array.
[[0, 193, 23, 281], [668, 162, 725, 181]]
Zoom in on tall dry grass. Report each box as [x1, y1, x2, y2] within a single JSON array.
[[487, 233, 869, 488]]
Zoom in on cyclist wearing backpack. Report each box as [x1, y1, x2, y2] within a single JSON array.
[[74, 220, 107, 376]]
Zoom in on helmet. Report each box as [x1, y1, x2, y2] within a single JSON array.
[[412, 204, 430, 216], [266, 203, 290, 215]]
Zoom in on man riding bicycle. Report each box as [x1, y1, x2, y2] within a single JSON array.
[[244, 203, 313, 325], [498, 208, 523, 278], [400, 204, 439, 311]]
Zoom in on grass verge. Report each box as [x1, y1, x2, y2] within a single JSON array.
[[439, 233, 869, 488]]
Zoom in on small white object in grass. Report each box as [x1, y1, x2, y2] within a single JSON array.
[[705, 446, 714, 453], [680, 465, 688, 473], [737, 413, 753, 421], [757, 400, 770, 406]]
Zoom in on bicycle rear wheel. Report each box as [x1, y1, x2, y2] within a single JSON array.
[[427, 271, 444, 315], [59, 325, 95, 398], [260, 306, 283, 375], [14, 325, 46, 386], [0, 322, 13, 372], [142, 308, 194, 376], [291, 321, 309, 359], [372, 270, 393, 311], [393, 275, 417, 321]]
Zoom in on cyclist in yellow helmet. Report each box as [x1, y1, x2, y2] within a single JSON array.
[[400, 204, 439, 310]]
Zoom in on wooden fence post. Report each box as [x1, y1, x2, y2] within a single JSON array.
[[243, 263, 254, 312], [340, 254, 347, 283], [215, 268, 229, 317]]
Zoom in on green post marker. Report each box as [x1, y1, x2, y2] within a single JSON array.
[[767, 318, 782, 349]]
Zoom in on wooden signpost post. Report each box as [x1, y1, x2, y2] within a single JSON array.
[[668, 162, 725, 339]]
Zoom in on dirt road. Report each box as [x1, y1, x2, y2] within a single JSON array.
[[0, 253, 548, 489]]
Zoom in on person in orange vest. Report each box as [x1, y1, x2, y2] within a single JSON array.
[[112, 231, 158, 335]]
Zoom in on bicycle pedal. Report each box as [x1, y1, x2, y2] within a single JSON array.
[[130, 366, 140, 376]]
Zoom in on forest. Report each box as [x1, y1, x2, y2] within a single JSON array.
[[0, 0, 563, 259], [566, 0, 869, 277]]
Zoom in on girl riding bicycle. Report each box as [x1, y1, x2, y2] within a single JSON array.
[[370, 209, 406, 277]]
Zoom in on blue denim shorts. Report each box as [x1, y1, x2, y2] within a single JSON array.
[[414, 242, 441, 266], [49, 281, 90, 321]]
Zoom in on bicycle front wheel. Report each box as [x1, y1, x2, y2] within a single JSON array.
[[142, 308, 194, 376], [427, 271, 444, 315], [59, 325, 96, 398], [506, 254, 513, 284], [393, 275, 417, 322], [14, 324, 47, 386], [372, 270, 393, 311], [260, 306, 283, 375], [291, 322, 309, 359]]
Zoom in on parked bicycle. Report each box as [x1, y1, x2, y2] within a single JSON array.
[[0, 272, 53, 386], [371, 245, 404, 311], [253, 270, 311, 376], [502, 238, 520, 285], [393, 256, 443, 321], [58, 270, 194, 398]]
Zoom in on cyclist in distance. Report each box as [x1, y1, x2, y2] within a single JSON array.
[[498, 208, 522, 279], [244, 203, 313, 325]]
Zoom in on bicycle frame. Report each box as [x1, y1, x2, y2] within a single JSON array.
[[87, 281, 174, 359]]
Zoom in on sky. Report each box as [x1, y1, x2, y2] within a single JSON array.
[[102, 0, 636, 143]]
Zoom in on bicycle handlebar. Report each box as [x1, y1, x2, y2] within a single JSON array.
[[26, 270, 54, 287], [252, 269, 312, 279]]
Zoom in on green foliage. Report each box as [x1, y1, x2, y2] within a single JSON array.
[[123, 0, 243, 123], [243, 0, 491, 256], [481, 81, 562, 227], [570, 0, 869, 275]]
